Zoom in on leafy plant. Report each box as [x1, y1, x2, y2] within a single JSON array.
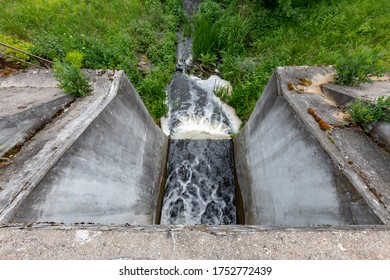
[[53, 51, 91, 98], [335, 49, 388, 86], [348, 96, 390, 131], [199, 53, 217, 68]]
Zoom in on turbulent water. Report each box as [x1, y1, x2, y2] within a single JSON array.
[[160, 0, 241, 225], [160, 140, 236, 225], [161, 72, 241, 139]]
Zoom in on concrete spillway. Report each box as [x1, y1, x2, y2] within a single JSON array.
[[0, 67, 389, 228], [0, 70, 168, 224], [234, 69, 382, 226]]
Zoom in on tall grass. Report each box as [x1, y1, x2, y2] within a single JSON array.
[[0, 0, 184, 119], [193, 0, 390, 121]]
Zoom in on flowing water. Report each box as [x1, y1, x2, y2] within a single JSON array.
[[160, 1, 242, 225]]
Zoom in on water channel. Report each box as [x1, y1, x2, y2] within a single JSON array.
[[159, 1, 242, 225]]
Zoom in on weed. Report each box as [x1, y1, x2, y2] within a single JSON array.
[[199, 53, 217, 68], [348, 96, 390, 131], [138, 66, 170, 118], [335, 48, 388, 86], [53, 51, 91, 98], [65, 51, 84, 69]]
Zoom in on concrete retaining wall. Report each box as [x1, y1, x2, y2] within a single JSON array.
[[3, 71, 168, 225], [234, 68, 382, 226]]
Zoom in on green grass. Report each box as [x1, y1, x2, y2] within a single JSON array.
[[193, 0, 390, 121], [0, 0, 184, 119], [1, 0, 389, 122]]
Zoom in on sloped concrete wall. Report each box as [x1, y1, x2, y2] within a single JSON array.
[[234, 70, 381, 226], [7, 72, 168, 225]]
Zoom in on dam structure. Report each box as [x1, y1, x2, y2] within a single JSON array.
[[0, 65, 390, 258], [1, 3, 390, 259]]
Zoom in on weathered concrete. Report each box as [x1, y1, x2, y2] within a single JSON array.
[[0, 70, 168, 225], [1, 66, 389, 260], [234, 66, 389, 226], [371, 122, 390, 148], [0, 70, 72, 157], [1, 224, 390, 260], [321, 82, 390, 148], [321, 81, 390, 106]]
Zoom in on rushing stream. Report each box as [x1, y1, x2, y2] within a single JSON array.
[[160, 1, 242, 225]]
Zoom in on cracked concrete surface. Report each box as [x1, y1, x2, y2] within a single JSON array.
[[1, 225, 390, 259]]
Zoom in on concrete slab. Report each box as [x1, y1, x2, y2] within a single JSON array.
[[0, 70, 73, 157], [1, 224, 390, 260], [321, 81, 390, 106], [332, 128, 390, 206]]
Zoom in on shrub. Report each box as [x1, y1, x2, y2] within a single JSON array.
[[348, 96, 390, 131], [53, 51, 91, 98], [335, 48, 388, 86]]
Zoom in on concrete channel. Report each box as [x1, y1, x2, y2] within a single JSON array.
[[0, 67, 389, 259]]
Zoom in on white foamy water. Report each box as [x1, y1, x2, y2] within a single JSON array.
[[161, 73, 242, 139]]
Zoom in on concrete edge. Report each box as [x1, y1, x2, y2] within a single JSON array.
[[321, 83, 390, 148], [1, 223, 390, 260], [275, 67, 390, 224], [0, 71, 123, 221], [0, 94, 73, 157], [2, 222, 390, 232]]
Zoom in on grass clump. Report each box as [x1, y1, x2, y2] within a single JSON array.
[[335, 48, 388, 86], [348, 97, 390, 132], [53, 51, 91, 98]]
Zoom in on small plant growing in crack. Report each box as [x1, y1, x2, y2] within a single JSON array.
[[53, 51, 91, 98], [347, 96, 390, 132]]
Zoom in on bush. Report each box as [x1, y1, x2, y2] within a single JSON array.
[[53, 51, 91, 98], [335, 48, 388, 86], [348, 96, 390, 131]]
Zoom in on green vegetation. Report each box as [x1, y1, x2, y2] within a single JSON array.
[[53, 51, 91, 98], [0, 0, 184, 119], [348, 97, 390, 132], [335, 48, 388, 86], [0, 34, 33, 61], [1, 0, 389, 122], [193, 0, 390, 121]]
